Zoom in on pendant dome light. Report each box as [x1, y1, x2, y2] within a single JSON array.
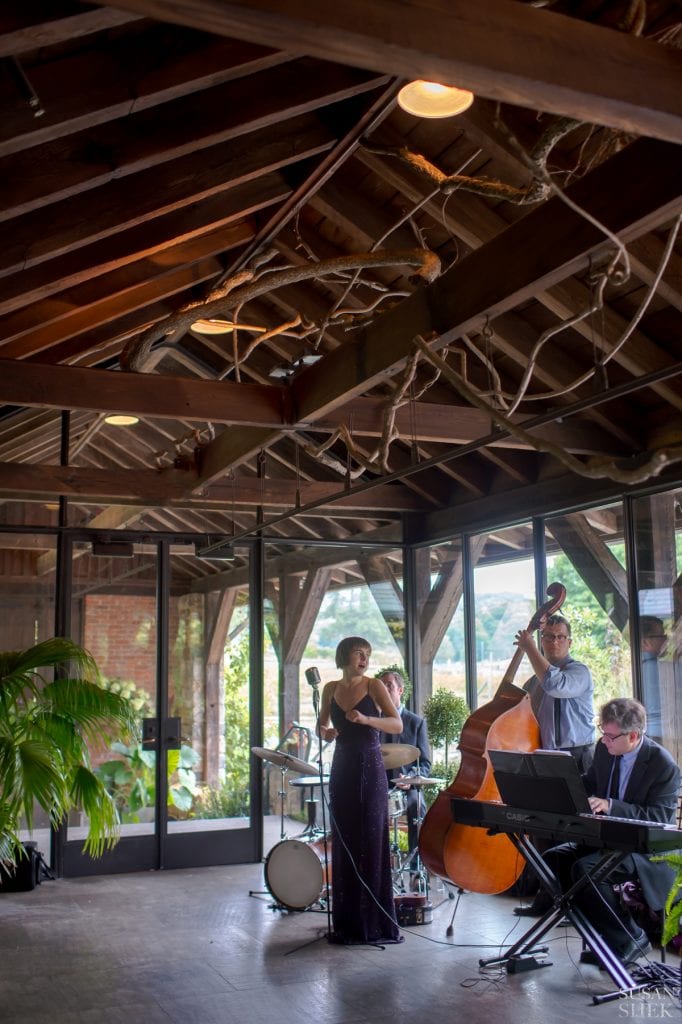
[[397, 80, 474, 118]]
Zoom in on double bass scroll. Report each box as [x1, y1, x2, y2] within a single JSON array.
[[418, 582, 566, 895]]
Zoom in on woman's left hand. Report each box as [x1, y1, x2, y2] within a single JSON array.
[[346, 708, 366, 725]]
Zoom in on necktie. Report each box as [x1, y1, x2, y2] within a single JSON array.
[[553, 697, 562, 748], [609, 755, 621, 800]]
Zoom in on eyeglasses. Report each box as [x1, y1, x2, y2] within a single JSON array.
[[540, 632, 569, 642], [598, 726, 629, 740]]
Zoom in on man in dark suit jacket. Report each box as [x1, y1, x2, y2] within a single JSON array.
[[544, 697, 680, 965], [378, 670, 432, 866]]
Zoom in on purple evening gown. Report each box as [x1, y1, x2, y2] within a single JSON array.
[[328, 693, 402, 944]]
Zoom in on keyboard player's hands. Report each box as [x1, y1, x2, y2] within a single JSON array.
[[588, 795, 610, 815]]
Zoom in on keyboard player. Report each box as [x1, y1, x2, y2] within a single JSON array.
[[526, 698, 680, 966]]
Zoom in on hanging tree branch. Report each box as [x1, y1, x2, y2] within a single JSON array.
[[362, 114, 583, 207], [413, 335, 682, 486], [300, 348, 441, 475], [120, 249, 440, 372]]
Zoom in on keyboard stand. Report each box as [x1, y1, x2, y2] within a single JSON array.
[[479, 831, 654, 1003]]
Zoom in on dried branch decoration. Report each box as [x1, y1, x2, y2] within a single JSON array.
[[120, 249, 440, 373], [413, 335, 682, 486], [300, 348, 441, 476], [363, 115, 581, 206]]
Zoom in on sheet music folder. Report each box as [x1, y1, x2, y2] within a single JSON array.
[[488, 748, 591, 815]]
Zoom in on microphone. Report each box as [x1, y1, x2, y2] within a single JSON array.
[[305, 666, 321, 688]]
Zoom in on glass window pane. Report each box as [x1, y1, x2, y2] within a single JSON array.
[[263, 543, 404, 841], [418, 540, 466, 704], [631, 488, 681, 760], [470, 527, 535, 704], [70, 540, 158, 842], [0, 530, 56, 864], [546, 504, 631, 709], [168, 544, 251, 833]]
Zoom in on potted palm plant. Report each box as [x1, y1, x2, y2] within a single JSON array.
[[0, 637, 137, 867]]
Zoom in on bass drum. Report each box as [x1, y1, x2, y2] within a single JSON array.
[[264, 838, 331, 911]]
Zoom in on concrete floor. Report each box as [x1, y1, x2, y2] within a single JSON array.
[[0, 818, 679, 1024]]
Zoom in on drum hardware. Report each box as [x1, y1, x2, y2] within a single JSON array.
[[289, 774, 330, 838], [389, 795, 431, 901], [391, 777, 440, 896], [251, 746, 319, 841], [287, 663, 333, 949], [388, 788, 406, 820]]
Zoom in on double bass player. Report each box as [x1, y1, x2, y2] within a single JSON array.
[[515, 613, 595, 772]]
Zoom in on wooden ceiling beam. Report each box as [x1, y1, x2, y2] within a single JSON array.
[[190, 139, 681, 488], [628, 234, 682, 315], [0, 212, 259, 318], [548, 512, 629, 630], [0, 358, 625, 458], [328, 397, 623, 456], [189, 524, 404, 593], [0, 33, 288, 157], [0, 4, 141, 58], [489, 311, 639, 450], [0, 58, 387, 220], [309, 179, 417, 253], [0, 257, 224, 360], [0, 358, 287, 424], [105, 0, 682, 142], [0, 112, 335, 278], [0, 460, 421, 512]]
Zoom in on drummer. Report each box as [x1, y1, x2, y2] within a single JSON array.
[[378, 670, 432, 874]]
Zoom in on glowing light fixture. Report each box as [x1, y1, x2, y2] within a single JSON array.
[[191, 318, 266, 335], [104, 414, 139, 426], [397, 80, 474, 118]]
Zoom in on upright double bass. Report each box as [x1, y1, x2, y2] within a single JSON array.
[[419, 582, 566, 895]]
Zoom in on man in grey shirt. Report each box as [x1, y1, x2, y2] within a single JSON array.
[[515, 612, 595, 772]]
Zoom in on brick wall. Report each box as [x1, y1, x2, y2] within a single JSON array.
[[83, 594, 158, 691]]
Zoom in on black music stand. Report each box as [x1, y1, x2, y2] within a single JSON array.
[[488, 748, 591, 814]]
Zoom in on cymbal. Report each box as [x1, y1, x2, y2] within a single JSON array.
[[380, 743, 420, 770], [251, 746, 318, 775], [394, 774, 439, 787], [289, 774, 330, 787]]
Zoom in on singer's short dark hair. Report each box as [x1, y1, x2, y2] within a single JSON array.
[[335, 636, 372, 669]]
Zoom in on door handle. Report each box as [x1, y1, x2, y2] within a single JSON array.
[[141, 717, 182, 750], [165, 716, 182, 750]]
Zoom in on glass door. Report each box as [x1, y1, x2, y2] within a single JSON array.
[[63, 535, 260, 875], [64, 535, 160, 873]]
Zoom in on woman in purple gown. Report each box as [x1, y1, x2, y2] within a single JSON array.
[[318, 636, 404, 944]]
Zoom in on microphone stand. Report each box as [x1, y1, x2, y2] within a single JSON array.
[[311, 679, 333, 941], [286, 675, 333, 954]]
